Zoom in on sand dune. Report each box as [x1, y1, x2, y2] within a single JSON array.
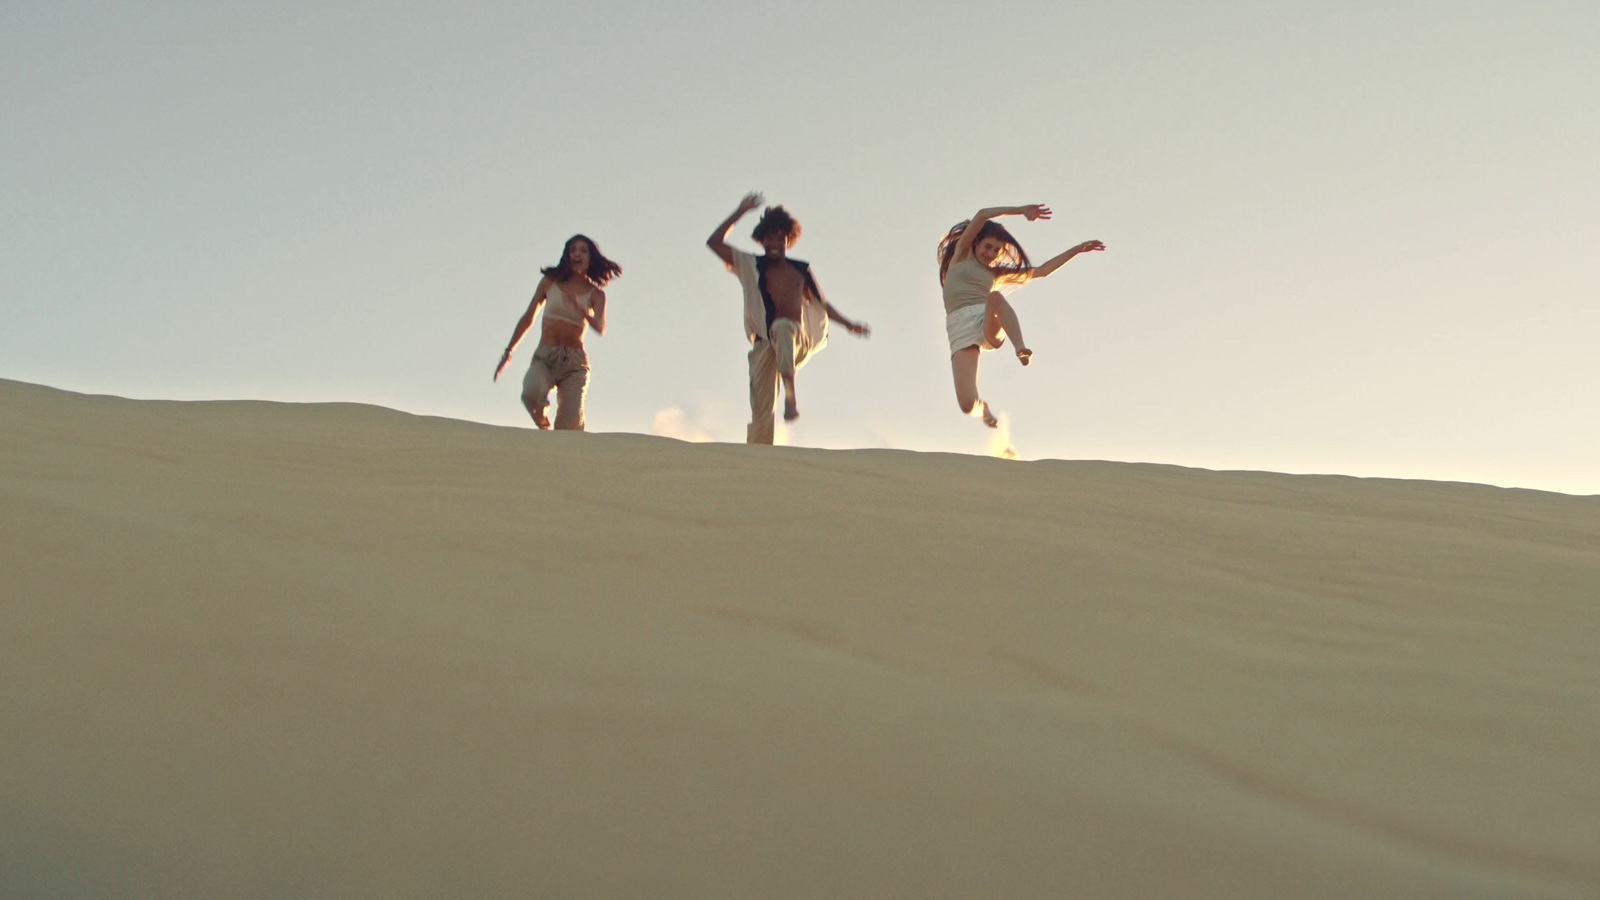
[[3, 377, 1597, 899]]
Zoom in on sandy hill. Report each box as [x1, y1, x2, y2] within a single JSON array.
[[3, 378, 1598, 899]]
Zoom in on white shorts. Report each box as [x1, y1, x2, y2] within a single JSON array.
[[945, 304, 1002, 354]]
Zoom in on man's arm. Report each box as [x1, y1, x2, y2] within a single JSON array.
[[707, 192, 764, 267], [1028, 240, 1106, 280], [805, 271, 869, 336], [824, 301, 870, 336], [493, 276, 551, 381], [953, 204, 1053, 261]]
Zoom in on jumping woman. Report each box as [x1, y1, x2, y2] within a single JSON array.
[[494, 234, 621, 430], [938, 205, 1104, 426]]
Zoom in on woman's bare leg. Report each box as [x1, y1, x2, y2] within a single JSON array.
[[984, 291, 1031, 365], [951, 346, 999, 427]]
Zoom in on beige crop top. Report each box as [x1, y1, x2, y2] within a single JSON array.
[[941, 255, 997, 315], [544, 284, 594, 327]]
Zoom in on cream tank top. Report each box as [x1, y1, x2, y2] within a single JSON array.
[[544, 284, 594, 326], [941, 255, 996, 315]]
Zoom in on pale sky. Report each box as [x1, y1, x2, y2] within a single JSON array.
[[4, 1, 1597, 493]]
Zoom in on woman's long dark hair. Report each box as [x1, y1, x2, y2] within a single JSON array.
[[541, 234, 623, 286], [937, 220, 1032, 285]]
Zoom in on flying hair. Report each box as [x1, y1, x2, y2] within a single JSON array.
[[937, 219, 1033, 285], [540, 234, 623, 286]]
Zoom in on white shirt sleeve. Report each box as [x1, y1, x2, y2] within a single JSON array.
[[728, 248, 765, 344]]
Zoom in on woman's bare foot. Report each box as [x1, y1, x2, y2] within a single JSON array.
[[534, 410, 551, 429], [1017, 348, 1033, 367], [980, 401, 999, 428], [783, 399, 800, 422]]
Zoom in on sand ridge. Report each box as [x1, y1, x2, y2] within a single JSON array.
[[2, 378, 1598, 899]]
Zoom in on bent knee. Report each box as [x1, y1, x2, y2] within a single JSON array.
[[957, 395, 979, 414]]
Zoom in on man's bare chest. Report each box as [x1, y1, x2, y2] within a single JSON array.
[[764, 264, 805, 299]]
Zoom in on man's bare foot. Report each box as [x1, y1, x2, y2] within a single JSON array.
[[534, 411, 551, 430], [1017, 348, 1033, 367], [981, 401, 999, 428], [784, 399, 800, 421]]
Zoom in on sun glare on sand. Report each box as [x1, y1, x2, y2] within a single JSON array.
[[651, 405, 794, 445], [650, 407, 713, 443], [987, 412, 1019, 459], [655, 403, 1005, 456]]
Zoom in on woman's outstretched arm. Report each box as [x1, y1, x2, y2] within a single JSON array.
[[953, 204, 1053, 261], [1027, 240, 1105, 280], [494, 276, 551, 381]]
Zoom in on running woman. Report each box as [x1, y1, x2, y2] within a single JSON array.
[[494, 234, 621, 430]]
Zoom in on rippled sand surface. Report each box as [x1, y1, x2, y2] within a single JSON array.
[[4, 378, 1597, 899]]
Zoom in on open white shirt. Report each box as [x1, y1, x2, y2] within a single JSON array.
[[727, 248, 829, 352]]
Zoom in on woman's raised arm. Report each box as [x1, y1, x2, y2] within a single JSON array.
[[953, 204, 1052, 261]]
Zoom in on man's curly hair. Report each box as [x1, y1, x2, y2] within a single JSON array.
[[751, 206, 801, 248]]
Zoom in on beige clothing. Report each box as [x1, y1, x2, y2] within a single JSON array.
[[544, 284, 594, 327], [729, 248, 770, 344], [770, 317, 801, 376], [727, 248, 829, 443], [521, 344, 589, 430], [946, 304, 1003, 354], [942, 255, 997, 315], [746, 324, 817, 444], [727, 248, 830, 349]]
